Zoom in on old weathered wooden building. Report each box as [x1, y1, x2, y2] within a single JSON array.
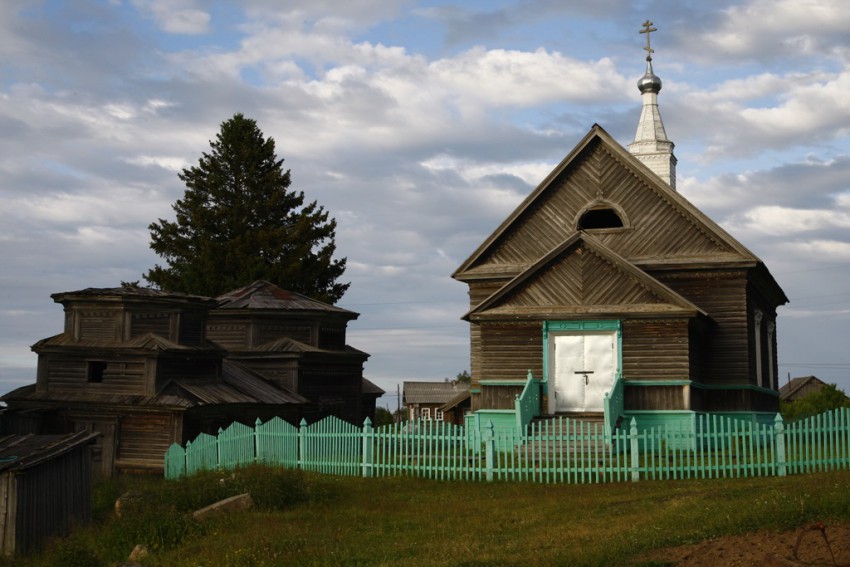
[[1, 281, 379, 476], [453, 36, 787, 433]]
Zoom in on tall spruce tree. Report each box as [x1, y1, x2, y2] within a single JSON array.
[[144, 113, 349, 303]]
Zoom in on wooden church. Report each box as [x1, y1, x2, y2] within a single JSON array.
[[0, 281, 379, 477], [453, 24, 787, 432]]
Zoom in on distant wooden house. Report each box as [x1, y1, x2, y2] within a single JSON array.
[[1, 281, 380, 476], [0, 431, 98, 556], [403, 381, 471, 425], [779, 376, 827, 403], [453, 47, 787, 434]]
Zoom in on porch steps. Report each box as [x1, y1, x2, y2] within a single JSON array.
[[520, 414, 610, 458]]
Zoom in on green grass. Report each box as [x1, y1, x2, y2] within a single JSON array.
[[10, 466, 850, 566]]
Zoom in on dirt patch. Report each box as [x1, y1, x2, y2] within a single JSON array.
[[641, 522, 850, 566]]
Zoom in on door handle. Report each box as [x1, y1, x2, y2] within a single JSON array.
[[575, 370, 593, 385]]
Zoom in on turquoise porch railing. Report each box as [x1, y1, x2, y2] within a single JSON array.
[[165, 408, 850, 484], [603, 375, 625, 439], [515, 370, 541, 434]]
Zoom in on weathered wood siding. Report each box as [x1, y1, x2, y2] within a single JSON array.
[[116, 413, 175, 471], [5, 444, 92, 555], [464, 142, 737, 276], [467, 280, 512, 384], [624, 385, 687, 411], [621, 319, 690, 381], [654, 271, 750, 385], [206, 321, 248, 349], [478, 322, 542, 382], [478, 385, 524, 411], [78, 309, 119, 341], [131, 312, 171, 338], [256, 322, 312, 347], [45, 356, 148, 396]]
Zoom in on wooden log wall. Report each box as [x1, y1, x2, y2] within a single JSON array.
[[45, 356, 147, 396], [478, 322, 543, 382], [654, 271, 750, 385], [621, 319, 690, 381]]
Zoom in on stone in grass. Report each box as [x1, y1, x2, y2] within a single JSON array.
[[192, 493, 254, 522]]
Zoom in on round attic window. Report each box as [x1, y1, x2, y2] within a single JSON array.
[[578, 208, 624, 230]]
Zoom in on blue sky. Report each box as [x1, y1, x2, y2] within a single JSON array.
[[3, 0, 850, 410]]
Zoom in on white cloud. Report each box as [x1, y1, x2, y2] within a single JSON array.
[[132, 0, 210, 35]]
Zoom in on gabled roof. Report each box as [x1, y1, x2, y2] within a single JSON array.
[[465, 232, 706, 321], [215, 280, 357, 318], [0, 431, 100, 472], [403, 381, 471, 405], [452, 125, 772, 283], [779, 375, 827, 402]]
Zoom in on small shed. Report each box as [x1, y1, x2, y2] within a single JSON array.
[[779, 376, 827, 403], [0, 431, 99, 555]]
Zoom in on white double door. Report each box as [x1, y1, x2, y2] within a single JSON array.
[[549, 331, 618, 413]]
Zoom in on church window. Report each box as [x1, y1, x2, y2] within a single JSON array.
[[87, 361, 107, 383], [578, 208, 624, 230]]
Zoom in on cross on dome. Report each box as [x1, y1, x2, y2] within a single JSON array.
[[640, 20, 657, 61]]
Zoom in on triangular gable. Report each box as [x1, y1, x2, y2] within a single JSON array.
[[453, 124, 759, 282], [465, 233, 706, 321]]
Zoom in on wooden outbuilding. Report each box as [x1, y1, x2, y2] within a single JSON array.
[[779, 376, 827, 403], [0, 431, 98, 556]]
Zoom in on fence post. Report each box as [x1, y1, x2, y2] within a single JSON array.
[[298, 418, 308, 471], [254, 418, 262, 464], [362, 417, 374, 478], [217, 427, 224, 469], [774, 413, 787, 477], [630, 418, 640, 482], [485, 420, 495, 482]]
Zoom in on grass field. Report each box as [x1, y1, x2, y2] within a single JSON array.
[[11, 466, 850, 566]]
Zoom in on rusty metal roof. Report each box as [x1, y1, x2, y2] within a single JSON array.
[[0, 431, 100, 472], [51, 286, 215, 306], [215, 281, 357, 317]]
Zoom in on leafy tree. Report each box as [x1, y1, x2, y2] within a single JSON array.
[[456, 370, 471, 384], [373, 407, 395, 427], [144, 113, 349, 303], [781, 383, 850, 422]]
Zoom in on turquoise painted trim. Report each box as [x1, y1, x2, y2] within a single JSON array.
[[625, 379, 779, 397], [626, 380, 691, 386], [469, 388, 481, 394]]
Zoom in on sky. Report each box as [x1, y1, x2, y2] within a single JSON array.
[[3, 0, 850, 412]]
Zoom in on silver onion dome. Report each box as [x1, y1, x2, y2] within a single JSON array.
[[638, 58, 662, 94]]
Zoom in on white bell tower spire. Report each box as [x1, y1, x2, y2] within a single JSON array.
[[628, 20, 677, 190]]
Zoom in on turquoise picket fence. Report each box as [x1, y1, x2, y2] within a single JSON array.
[[164, 408, 850, 483]]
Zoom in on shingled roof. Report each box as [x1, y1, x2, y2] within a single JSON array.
[[403, 381, 470, 405]]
